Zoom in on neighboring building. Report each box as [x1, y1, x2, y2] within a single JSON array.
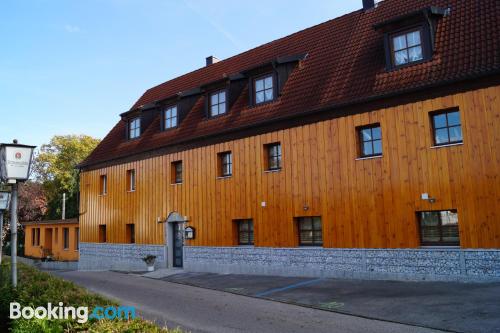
[[78, 0, 500, 281], [23, 219, 79, 261]]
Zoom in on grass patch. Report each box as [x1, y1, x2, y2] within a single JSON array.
[[0, 260, 183, 332]]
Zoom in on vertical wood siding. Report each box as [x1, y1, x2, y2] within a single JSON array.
[[80, 86, 500, 248]]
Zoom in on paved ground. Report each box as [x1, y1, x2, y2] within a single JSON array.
[[158, 272, 500, 333], [54, 270, 444, 333]]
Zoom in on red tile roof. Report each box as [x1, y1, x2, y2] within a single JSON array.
[[80, 0, 500, 168]]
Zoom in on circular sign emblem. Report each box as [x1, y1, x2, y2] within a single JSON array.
[[15, 152, 22, 160]]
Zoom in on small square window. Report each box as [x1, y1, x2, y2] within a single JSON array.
[[236, 219, 254, 245], [164, 106, 178, 129], [418, 210, 459, 246], [297, 217, 323, 246], [265, 143, 282, 170], [357, 124, 382, 157], [210, 90, 227, 117], [218, 152, 232, 177], [254, 75, 274, 104], [391, 29, 424, 67], [431, 109, 463, 146], [171, 161, 183, 184], [99, 175, 107, 195], [129, 117, 141, 139], [127, 169, 136, 192]]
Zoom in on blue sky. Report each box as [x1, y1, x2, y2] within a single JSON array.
[[0, 0, 360, 148]]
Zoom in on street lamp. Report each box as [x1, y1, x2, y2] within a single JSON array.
[[0, 190, 11, 266], [0, 140, 36, 287]]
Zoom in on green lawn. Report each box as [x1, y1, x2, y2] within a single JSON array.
[[0, 260, 183, 332]]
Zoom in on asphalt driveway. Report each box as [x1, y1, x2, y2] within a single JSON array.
[[159, 271, 500, 333], [54, 270, 443, 333]]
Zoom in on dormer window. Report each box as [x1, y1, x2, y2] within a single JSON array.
[[254, 75, 274, 104], [391, 29, 423, 67], [210, 90, 226, 117], [128, 117, 141, 139], [164, 105, 178, 129]]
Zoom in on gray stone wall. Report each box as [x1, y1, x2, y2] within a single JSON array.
[[79, 243, 166, 271], [184, 246, 500, 282]]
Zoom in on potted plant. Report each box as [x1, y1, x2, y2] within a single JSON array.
[[143, 255, 157, 272]]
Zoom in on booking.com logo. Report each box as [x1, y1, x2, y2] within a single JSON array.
[[10, 302, 136, 323]]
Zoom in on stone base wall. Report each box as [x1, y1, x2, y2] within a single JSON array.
[[79, 243, 166, 271], [184, 247, 500, 282]]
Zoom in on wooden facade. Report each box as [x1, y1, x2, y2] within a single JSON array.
[[79, 85, 500, 249], [23, 219, 80, 261]]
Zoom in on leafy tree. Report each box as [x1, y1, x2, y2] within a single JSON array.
[[33, 135, 100, 219]]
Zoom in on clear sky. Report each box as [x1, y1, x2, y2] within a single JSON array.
[[0, 0, 360, 148]]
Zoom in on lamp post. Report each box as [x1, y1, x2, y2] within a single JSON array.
[[0, 190, 11, 267], [0, 140, 36, 287]]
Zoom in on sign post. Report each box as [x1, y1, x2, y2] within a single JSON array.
[[0, 191, 10, 271], [0, 140, 36, 287], [0, 190, 11, 267]]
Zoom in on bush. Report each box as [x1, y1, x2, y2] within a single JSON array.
[[0, 260, 182, 332]]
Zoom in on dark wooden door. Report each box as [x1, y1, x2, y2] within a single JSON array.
[[172, 223, 183, 267]]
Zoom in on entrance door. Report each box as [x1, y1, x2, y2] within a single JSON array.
[[172, 222, 184, 267]]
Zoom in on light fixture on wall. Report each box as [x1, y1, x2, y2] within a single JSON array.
[[303, 204, 309, 211], [421, 193, 436, 204]]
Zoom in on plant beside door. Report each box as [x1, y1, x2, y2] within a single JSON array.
[[142, 255, 156, 272]]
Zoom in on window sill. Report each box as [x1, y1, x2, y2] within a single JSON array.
[[127, 190, 136, 193], [355, 155, 383, 161], [217, 175, 232, 180], [98, 194, 107, 197], [430, 142, 463, 149], [170, 182, 183, 186], [264, 168, 281, 173]]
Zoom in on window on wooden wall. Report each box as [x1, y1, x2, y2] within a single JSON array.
[[254, 74, 274, 105], [210, 90, 227, 117], [99, 225, 107, 243], [218, 151, 232, 177], [164, 105, 178, 129], [126, 224, 135, 244], [127, 169, 136, 192], [418, 210, 459, 246], [128, 117, 141, 139], [297, 217, 323, 246], [99, 175, 107, 195], [75, 228, 79, 250], [430, 109, 463, 146], [357, 124, 382, 158], [391, 28, 424, 67], [265, 142, 282, 171], [171, 161, 183, 184], [235, 219, 254, 245], [32, 228, 40, 246], [54, 228, 58, 244], [63, 228, 69, 250]]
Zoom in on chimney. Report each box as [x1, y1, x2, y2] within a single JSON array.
[[362, 0, 375, 10], [206, 55, 220, 66]]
